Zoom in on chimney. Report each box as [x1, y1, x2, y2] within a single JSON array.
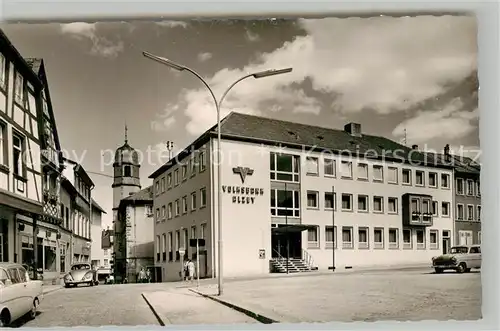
[[344, 123, 362, 137], [444, 144, 450, 156], [412, 144, 418, 150]]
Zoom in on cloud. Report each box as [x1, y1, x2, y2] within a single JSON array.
[[156, 21, 189, 28], [197, 52, 213, 62], [392, 97, 479, 144], [245, 29, 260, 42], [60, 22, 124, 58], [156, 15, 477, 136], [151, 104, 178, 132]]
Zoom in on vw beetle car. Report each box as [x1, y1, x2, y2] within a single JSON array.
[[0, 263, 43, 327], [63, 263, 99, 288], [432, 245, 481, 273]]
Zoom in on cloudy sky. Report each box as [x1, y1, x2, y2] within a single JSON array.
[[0, 16, 478, 226]]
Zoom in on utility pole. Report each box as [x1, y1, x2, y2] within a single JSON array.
[[331, 186, 336, 272], [165, 141, 174, 160]]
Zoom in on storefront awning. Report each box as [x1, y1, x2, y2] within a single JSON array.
[[272, 224, 316, 234]]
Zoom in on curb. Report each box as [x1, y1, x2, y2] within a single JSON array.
[[43, 287, 63, 295], [189, 289, 279, 324], [141, 293, 167, 326]]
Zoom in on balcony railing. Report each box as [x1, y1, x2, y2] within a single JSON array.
[[43, 189, 59, 203]]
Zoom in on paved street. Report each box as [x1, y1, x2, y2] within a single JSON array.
[[19, 283, 168, 327], [196, 268, 482, 323]]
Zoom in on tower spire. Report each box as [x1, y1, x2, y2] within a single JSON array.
[[124, 122, 128, 144]]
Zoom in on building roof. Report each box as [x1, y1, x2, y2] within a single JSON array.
[[122, 186, 153, 203], [91, 198, 107, 214], [62, 157, 95, 187], [424, 152, 481, 176], [25, 58, 43, 73], [149, 111, 453, 179]]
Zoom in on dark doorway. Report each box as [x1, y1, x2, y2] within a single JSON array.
[[442, 238, 450, 254], [271, 229, 302, 259]]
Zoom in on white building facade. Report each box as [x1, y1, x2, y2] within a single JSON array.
[[152, 112, 455, 281]]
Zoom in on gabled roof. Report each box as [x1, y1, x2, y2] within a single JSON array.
[[118, 186, 153, 210], [91, 198, 107, 214], [63, 157, 95, 187], [424, 152, 481, 176], [149, 112, 453, 179]]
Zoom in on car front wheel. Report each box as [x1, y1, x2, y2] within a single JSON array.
[[456, 263, 466, 273], [434, 268, 444, 274], [29, 298, 39, 320]]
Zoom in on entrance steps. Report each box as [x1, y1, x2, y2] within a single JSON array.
[[270, 258, 318, 273]]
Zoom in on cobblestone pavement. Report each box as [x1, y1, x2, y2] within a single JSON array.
[[20, 283, 173, 327], [198, 269, 482, 323]]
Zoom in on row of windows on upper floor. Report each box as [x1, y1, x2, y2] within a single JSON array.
[[0, 52, 35, 106], [154, 150, 207, 196], [58, 201, 91, 240], [272, 152, 455, 189], [155, 223, 207, 262], [155, 187, 207, 222], [455, 177, 481, 197]]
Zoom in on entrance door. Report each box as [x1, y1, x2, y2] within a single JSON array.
[[271, 231, 302, 259], [442, 238, 450, 254], [458, 231, 473, 246]]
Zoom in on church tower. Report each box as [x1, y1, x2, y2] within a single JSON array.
[[112, 125, 141, 227]]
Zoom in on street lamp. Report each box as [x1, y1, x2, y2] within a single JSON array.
[[143, 51, 292, 296]]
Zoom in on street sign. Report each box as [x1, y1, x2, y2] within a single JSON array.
[[179, 248, 185, 255], [189, 239, 206, 247]]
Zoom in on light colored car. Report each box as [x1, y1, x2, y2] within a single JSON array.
[[432, 245, 482, 273], [0, 263, 43, 327], [63, 263, 99, 288]]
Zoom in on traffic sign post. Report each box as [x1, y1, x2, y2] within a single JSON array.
[[179, 248, 185, 280]]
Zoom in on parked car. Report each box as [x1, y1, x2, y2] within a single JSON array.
[[63, 263, 99, 288], [432, 245, 482, 273], [0, 263, 43, 327]]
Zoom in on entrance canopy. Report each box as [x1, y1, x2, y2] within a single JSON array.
[[271, 224, 316, 234]]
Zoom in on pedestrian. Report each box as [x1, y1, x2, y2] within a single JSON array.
[[138, 268, 146, 283], [183, 260, 189, 281], [145, 268, 151, 283], [187, 259, 195, 282]]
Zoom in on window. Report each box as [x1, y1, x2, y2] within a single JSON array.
[[145, 205, 153, 217], [199, 151, 206, 172], [416, 229, 425, 249], [374, 228, 384, 249], [342, 227, 353, 249], [14, 71, 24, 104], [467, 205, 474, 220], [0, 53, 6, 88], [325, 226, 336, 248], [306, 191, 319, 209], [387, 167, 398, 184], [175, 200, 180, 216], [357, 195, 368, 212], [388, 197, 398, 214], [167, 203, 173, 219], [182, 196, 188, 214], [200, 223, 206, 239], [174, 169, 179, 186], [373, 196, 383, 213], [476, 181, 481, 197], [0, 121, 6, 166], [324, 192, 336, 210], [200, 188, 207, 207], [307, 227, 319, 248], [155, 208, 160, 221], [402, 169, 412, 185], [161, 205, 166, 219], [12, 133, 24, 177], [175, 231, 180, 260], [191, 226, 196, 239], [428, 172, 437, 187], [270, 152, 300, 182], [456, 178, 464, 194], [466, 180, 474, 196], [340, 161, 352, 178], [357, 163, 368, 180], [7, 268, 21, 284], [441, 174, 450, 189], [422, 199, 430, 214], [478, 231, 482, 245], [168, 232, 173, 261], [156, 235, 160, 261], [358, 227, 368, 249], [324, 158, 336, 177], [162, 234, 167, 261], [457, 204, 464, 220], [477, 205, 481, 221], [430, 230, 438, 249], [431, 201, 438, 216], [416, 171, 424, 186], [191, 192, 197, 211], [403, 228, 412, 249], [270, 189, 300, 217], [190, 155, 197, 176], [160, 177, 165, 192], [123, 165, 131, 177], [388, 228, 398, 249], [373, 165, 383, 182], [341, 194, 353, 211], [182, 164, 188, 180], [305, 156, 319, 175], [167, 173, 172, 188], [442, 202, 450, 217]]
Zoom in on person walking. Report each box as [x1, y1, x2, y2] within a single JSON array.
[[187, 259, 195, 282], [183, 260, 189, 281], [145, 268, 151, 283], [138, 268, 146, 283]]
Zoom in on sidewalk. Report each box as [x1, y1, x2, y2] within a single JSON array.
[[141, 288, 257, 326], [42, 284, 63, 295]]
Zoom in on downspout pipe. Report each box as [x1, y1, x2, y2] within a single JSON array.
[[89, 184, 95, 263]]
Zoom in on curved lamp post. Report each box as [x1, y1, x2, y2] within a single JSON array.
[[142, 51, 292, 296]]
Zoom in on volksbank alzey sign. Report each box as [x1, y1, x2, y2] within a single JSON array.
[[222, 167, 264, 204]]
